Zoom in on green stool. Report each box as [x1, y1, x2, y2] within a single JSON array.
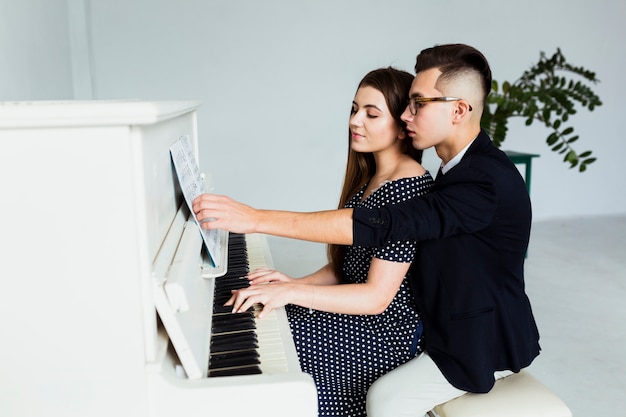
[[504, 151, 540, 194], [505, 151, 539, 258]]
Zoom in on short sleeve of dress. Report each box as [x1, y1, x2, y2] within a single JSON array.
[[353, 174, 433, 263], [374, 240, 416, 263]]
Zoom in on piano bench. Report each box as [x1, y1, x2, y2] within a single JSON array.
[[427, 370, 572, 417]]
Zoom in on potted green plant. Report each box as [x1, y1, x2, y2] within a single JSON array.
[[481, 48, 602, 172]]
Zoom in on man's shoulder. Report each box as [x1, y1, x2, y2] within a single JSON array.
[[462, 135, 518, 178]]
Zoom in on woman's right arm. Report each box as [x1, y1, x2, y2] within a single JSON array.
[[227, 257, 410, 318], [247, 263, 341, 286]]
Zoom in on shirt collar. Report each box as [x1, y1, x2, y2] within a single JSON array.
[[440, 138, 476, 175]]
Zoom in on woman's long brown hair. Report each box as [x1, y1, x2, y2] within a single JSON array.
[[328, 67, 423, 282]]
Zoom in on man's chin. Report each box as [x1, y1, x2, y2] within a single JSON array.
[[411, 138, 428, 150]]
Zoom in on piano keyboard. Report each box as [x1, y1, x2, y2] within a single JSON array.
[[150, 223, 318, 417], [208, 233, 291, 377]]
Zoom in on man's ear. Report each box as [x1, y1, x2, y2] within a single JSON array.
[[453, 100, 472, 121]]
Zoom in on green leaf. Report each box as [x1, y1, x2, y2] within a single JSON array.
[[564, 150, 578, 166], [566, 135, 579, 144], [479, 48, 601, 173], [546, 132, 559, 145]]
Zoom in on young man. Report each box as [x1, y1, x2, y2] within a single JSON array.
[[193, 44, 540, 417]]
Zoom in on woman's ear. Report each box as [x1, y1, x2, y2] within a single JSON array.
[[398, 129, 407, 140]]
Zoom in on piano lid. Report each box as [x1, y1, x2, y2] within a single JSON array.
[[0, 100, 201, 128]]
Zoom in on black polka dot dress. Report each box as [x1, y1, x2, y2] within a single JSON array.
[[286, 173, 434, 417]]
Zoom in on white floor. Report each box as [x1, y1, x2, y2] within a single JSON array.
[[267, 214, 626, 416]]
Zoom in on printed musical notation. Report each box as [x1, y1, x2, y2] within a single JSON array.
[[169, 135, 221, 266]]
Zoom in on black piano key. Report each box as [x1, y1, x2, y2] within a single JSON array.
[[210, 348, 259, 360], [215, 277, 248, 290], [216, 277, 249, 288], [211, 339, 259, 354], [208, 233, 264, 378], [213, 293, 243, 304], [212, 311, 254, 322], [213, 304, 234, 314], [211, 314, 255, 332], [209, 350, 260, 369], [212, 328, 258, 341], [213, 307, 254, 322], [211, 330, 258, 348], [212, 302, 254, 314], [212, 321, 256, 334]]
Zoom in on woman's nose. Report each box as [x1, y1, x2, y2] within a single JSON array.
[[350, 112, 362, 127]]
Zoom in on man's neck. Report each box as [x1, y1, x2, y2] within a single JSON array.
[[436, 126, 481, 164], [440, 139, 475, 174]]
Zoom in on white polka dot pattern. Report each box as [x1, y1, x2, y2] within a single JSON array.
[[286, 172, 434, 417]]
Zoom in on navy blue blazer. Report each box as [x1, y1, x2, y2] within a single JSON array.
[[353, 130, 540, 393]]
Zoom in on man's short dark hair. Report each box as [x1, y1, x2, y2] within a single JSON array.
[[414, 44, 492, 104]]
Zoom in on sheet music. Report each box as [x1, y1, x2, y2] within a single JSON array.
[[169, 135, 221, 266]]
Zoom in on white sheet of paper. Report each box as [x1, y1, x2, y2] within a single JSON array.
[[169, 135, 221, 266]]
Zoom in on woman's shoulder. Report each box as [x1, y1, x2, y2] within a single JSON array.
[[388, 171, 434, 187], [392, 157, 427, 179], [380, 172, 433, 198], [391, 158, 432, 183]]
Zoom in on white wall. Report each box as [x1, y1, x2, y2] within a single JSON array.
[[0, 0, 74, 100], [3, 0, 625, 221], [82, 0, 626, 221]]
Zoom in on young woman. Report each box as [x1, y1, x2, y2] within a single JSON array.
[[226, 67, 434, 417]]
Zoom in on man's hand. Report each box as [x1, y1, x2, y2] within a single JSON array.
[[192, 193, 258, 234]]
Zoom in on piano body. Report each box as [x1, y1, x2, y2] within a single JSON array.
[[0, 100, 317, 417]]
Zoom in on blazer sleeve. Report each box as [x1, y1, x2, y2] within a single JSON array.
[[352, 163, 498, 247]]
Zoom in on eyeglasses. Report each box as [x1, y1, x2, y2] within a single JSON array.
[[407, 96, 473, 115]]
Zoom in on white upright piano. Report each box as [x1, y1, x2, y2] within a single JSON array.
[[0, 100, 317, 417]]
